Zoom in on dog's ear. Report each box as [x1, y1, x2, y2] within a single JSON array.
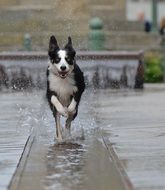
[[64, 36, 76, 57], [64, 36, 73, 48], [48, 35, 60, 57], [67, 36, 72, 46]]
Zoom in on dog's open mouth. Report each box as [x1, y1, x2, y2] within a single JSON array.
[[58, 71, 68, 78]]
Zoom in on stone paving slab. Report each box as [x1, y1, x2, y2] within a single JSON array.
[[94, 84, 165, 190], [0, 91, 43, 190], [2, 84, 165, 190]]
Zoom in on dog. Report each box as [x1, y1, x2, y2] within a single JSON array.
[[46, 35, 85, 141]]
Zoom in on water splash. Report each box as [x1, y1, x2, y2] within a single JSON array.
[[0, 59, 139, 91]]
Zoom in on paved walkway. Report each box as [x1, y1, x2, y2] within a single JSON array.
[[9, 91, 129, 190], [94, 84, 165, 190], [1, 84, 165, 190], [0, 91, 43, 190]]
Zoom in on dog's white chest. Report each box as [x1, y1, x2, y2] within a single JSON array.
[[49, 72, 77, 106]]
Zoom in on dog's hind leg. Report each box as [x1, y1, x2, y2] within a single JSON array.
[[65, 116, 72, 138], [55, 113, 63, 142]]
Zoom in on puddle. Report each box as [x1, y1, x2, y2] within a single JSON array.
[[52, 142, 83, 149]]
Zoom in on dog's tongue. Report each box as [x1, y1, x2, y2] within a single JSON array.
[[59, 72, 68, 78]]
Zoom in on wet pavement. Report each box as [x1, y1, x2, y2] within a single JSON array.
[[1, 84, 165, 190], [0, 91, 44, 190], [9, 90, 127, 190], [94, 84, 165, 190]]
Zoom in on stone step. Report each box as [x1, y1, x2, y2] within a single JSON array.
[[0, 6, 143, 34], [0, 5, 89, 51], [104, 20, 144, 31], [105, 31, 161, 50], [89, 4, 144, 32], [0, 2, 160, 51], [1, 0, 89, 18], [90, 5, 126, 20], [0, 17, 88, 33], [0, 31, 161, 51], [0, 6, 89, 21], [0, 0, 17, 7], [0, 32, 88, 51], [15, 0, 55, 6], [0, 7, 89, 33], [89, 0, 119, 6]]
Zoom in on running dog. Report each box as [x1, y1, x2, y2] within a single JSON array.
[[46, 35, 85, 141]]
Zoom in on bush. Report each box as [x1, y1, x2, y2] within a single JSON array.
[[144, 54, 164, 83]]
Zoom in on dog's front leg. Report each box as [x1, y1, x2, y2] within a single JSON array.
[[51, 95, 68, 142], [68, 98, 77, 115], [51, 95, 68, 117], [65, 98, 77, 137]]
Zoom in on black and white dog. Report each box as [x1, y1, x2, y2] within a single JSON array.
[[46, 35, 85, 141]]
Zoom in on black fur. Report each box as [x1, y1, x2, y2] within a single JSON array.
[[47, 63, 85, 119], [46, 36, 85, 122]]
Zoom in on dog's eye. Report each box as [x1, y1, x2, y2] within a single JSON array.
[[65, 57, 73, 65], [52, 58, 61, 64], [66, 57, 70, 62]]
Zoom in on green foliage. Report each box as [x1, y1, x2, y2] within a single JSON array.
[[144, 55, 164, 83]]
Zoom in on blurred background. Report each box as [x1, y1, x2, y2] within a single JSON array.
[[0, 0, 164, 51], [1, 2, 165, 190]]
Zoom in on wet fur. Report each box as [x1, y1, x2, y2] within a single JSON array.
[[46, 36, 85, 141]]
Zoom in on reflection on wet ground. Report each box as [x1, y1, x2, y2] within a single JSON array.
[[45, 142, 85, 190]]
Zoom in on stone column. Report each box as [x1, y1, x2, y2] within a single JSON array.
[[152, 0, 158, 32]]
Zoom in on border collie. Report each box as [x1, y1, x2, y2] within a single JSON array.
[[46, 35, 85, 141]]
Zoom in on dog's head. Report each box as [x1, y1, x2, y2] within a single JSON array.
[[48, 35, 76, 78]]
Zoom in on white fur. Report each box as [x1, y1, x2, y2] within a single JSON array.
[[51, 95, 68, 117], [56, 50, 70, 72], [48, 50, 74, 77], [68, 98, 77, 113], [48, 70, 78, 107]]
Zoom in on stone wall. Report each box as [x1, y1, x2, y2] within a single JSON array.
[[0, 0, 17, 7], [0, 0, 90, 50], [0, 0, 161, 51]]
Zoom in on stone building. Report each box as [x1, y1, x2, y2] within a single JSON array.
[[0, 0, 160, 51]]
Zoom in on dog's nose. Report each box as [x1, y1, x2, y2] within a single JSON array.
[[60, 66, 66, 71]]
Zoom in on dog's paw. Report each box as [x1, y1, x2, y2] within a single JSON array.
[[55, 135, 63, 143]]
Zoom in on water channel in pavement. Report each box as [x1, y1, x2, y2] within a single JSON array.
[[4, 89, 126, 190]]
